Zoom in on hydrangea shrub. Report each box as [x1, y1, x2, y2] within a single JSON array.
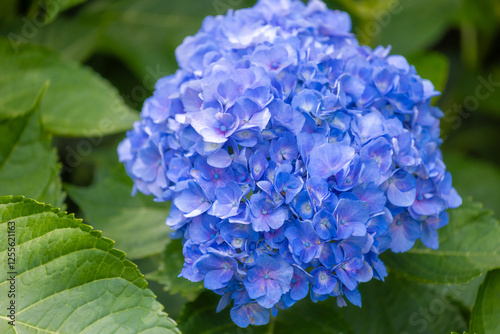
[[118, 0, 461, 327]]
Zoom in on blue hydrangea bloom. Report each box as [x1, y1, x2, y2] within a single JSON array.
[[118, 0, 461, 327]]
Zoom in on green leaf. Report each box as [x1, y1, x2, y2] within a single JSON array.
[[16, 17, 99, 63], [0, 38, 139, 136], [343, 276, 467, 334], [0, 195, 179, 333], [470, 269, 500, 334], [66, 157, 171, 260], [0, 82, 65, 208], [407, 52, 450, 95], [0, 12, 99, 63], [178, 275, 466, 334], [37, 17, 99, 62], [148, 239, 204, 297], [383, 199, 500, 284], [431, 273, 486, 311], [366, 0, 460, 55]]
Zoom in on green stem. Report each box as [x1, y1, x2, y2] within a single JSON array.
[[267, 316, 275, 334]]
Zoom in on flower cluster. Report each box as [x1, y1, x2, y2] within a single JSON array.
[[118, 0, 461, 327]]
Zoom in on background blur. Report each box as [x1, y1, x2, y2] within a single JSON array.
[[1, 0, 499, 321]]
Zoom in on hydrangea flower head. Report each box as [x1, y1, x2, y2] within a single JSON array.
[[118, 0, 461, 327]]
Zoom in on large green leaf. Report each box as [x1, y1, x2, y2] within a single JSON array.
[[431, 273, 486, 311], [66, 157, 171, 260], [148, 239, 204, 298], [343, 276, 467, 334], [366, 0, 460, 55], [178, 275, 466, 334], [470, 269, 500, 334], [0, 38, 139, 136], [383, 199, 500, 284], [0, 83, 64, 208], [0, 196, 179, 333], [0, 14, 99, 63], [35, 17, 99, 62]]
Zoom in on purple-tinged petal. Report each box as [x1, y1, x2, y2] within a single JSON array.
[[386, 170, 416, 207], [230, 303, 270, 328], [308, 143, 355, 179]]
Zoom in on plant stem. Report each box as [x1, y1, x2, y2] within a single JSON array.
[[267, 316, 275, 334]]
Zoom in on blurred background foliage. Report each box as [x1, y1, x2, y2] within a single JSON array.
[[1, 0, 499, 331]]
